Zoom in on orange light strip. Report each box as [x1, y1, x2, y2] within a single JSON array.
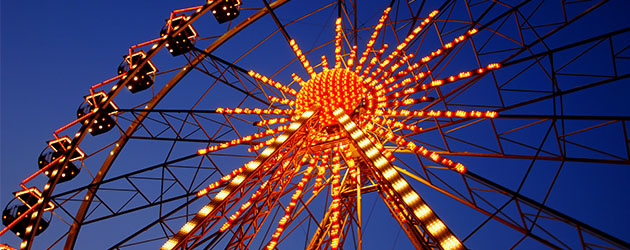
[[365, 131, 396, 163], [289, 39, 316, 78], [312, 133, 344, 144], [356, 7, 391, 74], [366, 96, 434, 109], [365, 10, 438, 84], [266, 156, 316, 249], [418, 28, 478, 65], [219, 180, 270, 232], [334, 18, 343, 69], [219, 152, 297, 233], [334, 108, 466, 250], [222, 152, 297, 233], [196, 164, 247, 197], [360, 44, 388, 79], [248, 70, 298, 96], [291, 73, 306, 87], [248, 136, 276, 152], [369, 116, 423, 133], [383, 186, 408, 223], [171, 6, 203, 17], [196, 125, 288, 155], [347, 46, 357, 69], [375, 62, 422, 94], [215, 107, 296, 115], [267, 96, 295, 106], [366, 53, 415, 89], [329, 149, 342, 250], [313, 150, 329, 193], [385, 63, 501, 99], [254, 116, 297, 127], [365, 123, 466, 173], [368, 28, 479, 98], [369, 71, 430, 99], [341, 146, 358, 182], [197, 149, 289, 197], [321, 55, 329, 70], [368, 109, 498, 119]]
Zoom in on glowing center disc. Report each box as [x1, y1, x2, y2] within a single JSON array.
[[295, 68, 364, 126]]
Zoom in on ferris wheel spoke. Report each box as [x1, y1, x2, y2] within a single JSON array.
[[114, 109, 263, 147], [127, 107, 284, 148], [394, 155, 630, 249], [376, 184, 435, 249], [110, 195, 206, 249], [223, 164, 302, 249], [463, 170, 630, 249], [335, 108, 467, 250], [161, 108, 318, 250], [65, 23, 256, 247], [503, 28, 630, 70], [397, 117, 630, 165], [193, 48, 275, 106], [304, 179, 358, 250], [423, 0, 616, 112], [49, 154, 217, 232]]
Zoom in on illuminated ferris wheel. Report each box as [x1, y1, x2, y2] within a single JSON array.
[[2, 0, 629, 249]]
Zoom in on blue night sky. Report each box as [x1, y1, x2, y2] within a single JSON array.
[[2, 1, 630, 249]]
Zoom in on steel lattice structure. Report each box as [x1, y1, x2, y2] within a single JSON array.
[[2, 0, 629, 250]]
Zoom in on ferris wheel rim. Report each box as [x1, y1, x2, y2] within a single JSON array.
[[61, 1, 293, 249]]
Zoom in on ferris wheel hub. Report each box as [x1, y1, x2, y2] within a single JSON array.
[[295, 68, 364, 127]]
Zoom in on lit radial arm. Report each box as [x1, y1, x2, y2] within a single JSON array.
[[248, 70, 299, 96], [384, 63, 501, 100], [334, 108, 466, 250], [289, 39, 316, 78], [362, 10, 438, 85], [334, 18, 343, 69], [196, 125, 289, 154], [254, 116, 297, 127], [368, 109, 498, 119], [366, 53, 416, 91], [267, 95, 295, 106], [161, 106, 320, 250], [365, 123, 467, 174], [355, 7, 391, 73], [248, 136, 279, 152]]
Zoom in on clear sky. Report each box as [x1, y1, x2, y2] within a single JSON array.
[[2, 1, 630, 249]]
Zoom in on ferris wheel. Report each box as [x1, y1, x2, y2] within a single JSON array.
[[2, 0, 629, 249]]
